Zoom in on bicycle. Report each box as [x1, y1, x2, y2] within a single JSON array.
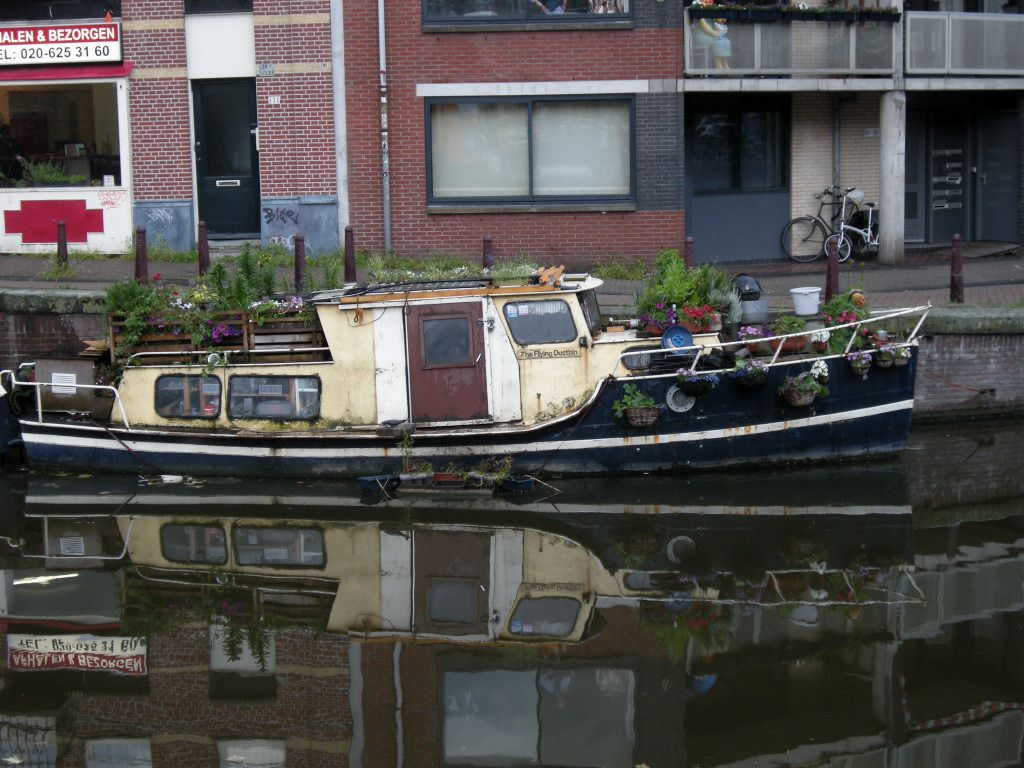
[[781, 186, 870, 263], [824, 189, 879, 263]]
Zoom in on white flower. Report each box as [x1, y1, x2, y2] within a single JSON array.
[[811, 360, 829, 378], [810, 329, 830, 343]]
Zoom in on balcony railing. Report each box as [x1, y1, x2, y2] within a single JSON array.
[[684, 10, 897, 76], [905, 11, 1024, 75]]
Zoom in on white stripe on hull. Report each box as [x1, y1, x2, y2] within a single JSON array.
[[22, 399, 914, 460]]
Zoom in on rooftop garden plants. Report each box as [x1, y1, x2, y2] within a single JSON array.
[[636, 250, 741, 333]]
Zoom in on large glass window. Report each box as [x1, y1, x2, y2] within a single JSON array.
[[156, 375, 221, 418], [1, 2, 121, 21], [424, 0, 629, 23], [690, 107, 787, 194], [161, 524, 228, 564], [227, 376, 320, 420], [508, 597, 581, 637], [0, 83, 122, 188], [86, 739, 152, 768], [233, 526, 325, 567], [185, 0, 253, 13], [429, 98, 632, 203], [503, 300, 576, 345]]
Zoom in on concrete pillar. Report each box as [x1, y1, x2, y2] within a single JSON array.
[[879, 91, 906, 265]]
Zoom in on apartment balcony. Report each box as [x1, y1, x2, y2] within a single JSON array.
[[905, 11, 1024, 75], [684, 10, 897, 76]]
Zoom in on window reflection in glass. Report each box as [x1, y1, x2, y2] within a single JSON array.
[[161, 525, 228, 564], [509, 597, 580, 636], [425, 0, 628, 21], [691, 107, 787, 194], [503, 300, 576, 345], [227, 376, 320, 419], [233, 527, 325, 566], [532, 101, 630, 196], [431, 103, 529, 198], [156, 375, 221, 419]]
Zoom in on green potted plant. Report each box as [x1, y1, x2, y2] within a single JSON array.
[[846, 350, 872, 377], [893, 346, 911, 367], [612, 383, 659, 427], [727, 358, 769, 388], [875, 344, 896, 368], [769, 315, 807, 353], [20, 160, 86, 187], [778, 371, 828, 407]]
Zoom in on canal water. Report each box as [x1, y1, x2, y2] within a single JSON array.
[[0, 418, 1021, 767]]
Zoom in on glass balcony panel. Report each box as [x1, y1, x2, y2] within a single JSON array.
[[685, 13, 894, 75], [905, 13, 948, 72], [907, 11, 1024, 74]]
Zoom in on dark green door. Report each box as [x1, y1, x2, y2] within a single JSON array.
[[192, 79, 260, 238]]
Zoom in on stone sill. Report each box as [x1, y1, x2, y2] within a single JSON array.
[[427, 202, 636, 214]]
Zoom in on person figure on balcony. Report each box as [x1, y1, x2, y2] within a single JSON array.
[[531, 0, 566, 13], [695, 17, 731, 69]]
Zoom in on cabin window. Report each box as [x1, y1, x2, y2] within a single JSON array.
[[428, 577, 477, 624], [155, 375, 221, 418], [503, 299, 576, 345], [227, 376, 321, 420], [233, 527, 325, 567], [508, 597, 580, 637], [86, 739, 153, 768], [427, 98, 633, 204], [160, 524, 228, 564], [422, 316, 472, 367], [578, 289, 602, 335]]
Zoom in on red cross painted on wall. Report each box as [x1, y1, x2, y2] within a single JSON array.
[[4, 199, 105, 244]]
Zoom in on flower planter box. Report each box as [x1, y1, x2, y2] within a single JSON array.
[[859, 10, 900, 21]]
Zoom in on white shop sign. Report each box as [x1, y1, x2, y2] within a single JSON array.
[[7, 634, 147, 676], [0, 22, 122, 66]]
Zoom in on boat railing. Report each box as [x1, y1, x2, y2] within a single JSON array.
[[618, 304, 931, 373], [126, 346, 333, 366], [0, 368, 132, 431]]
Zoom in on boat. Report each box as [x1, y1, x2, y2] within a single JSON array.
[[0, 266, 930, 478]]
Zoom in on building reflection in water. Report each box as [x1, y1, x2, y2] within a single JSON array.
[[0, 419, 1020, 767]]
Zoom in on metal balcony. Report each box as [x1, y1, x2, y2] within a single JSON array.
[[684, 10, 897, 76], [905, 11, 1024, 75]]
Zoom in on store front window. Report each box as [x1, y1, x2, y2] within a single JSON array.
[[424, 0, 629, 22], [0, 82, 121, 188]]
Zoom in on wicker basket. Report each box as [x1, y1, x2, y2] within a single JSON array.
[[625, 407, 659, 427], [875, 357, 894, 369], [893, 356, 909, 367], [782, 388, 816, 407]]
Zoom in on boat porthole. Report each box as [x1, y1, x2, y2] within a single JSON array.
[[666, 385, 695, 413], [666, 535, 697, 564]]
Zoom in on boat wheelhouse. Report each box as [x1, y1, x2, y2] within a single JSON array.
[[1, 267, 930, 477]]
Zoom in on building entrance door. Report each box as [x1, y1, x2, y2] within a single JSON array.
[[974, 112, 1019, 243], [192, 79, 260, 238], [929, 114, 967, 244]]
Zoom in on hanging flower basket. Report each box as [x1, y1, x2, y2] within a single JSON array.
[[846, 351, 872, 377], [782, 388, 816, 407], [778, 372, 828, 407], [893, 347, 911, 367], [625, 406, 660, 427], [677, 371, 720, 397], [727, 359, 769, 389]]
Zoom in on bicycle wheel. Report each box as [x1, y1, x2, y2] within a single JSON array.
[[824, 233, 852, 263], [852, 216, 879, 258], [781, 216, 827, 263]]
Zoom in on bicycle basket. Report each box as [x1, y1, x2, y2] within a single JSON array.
[[847, 189, 865, 204]]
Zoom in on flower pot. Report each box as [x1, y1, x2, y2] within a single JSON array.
[[770, 337, 807, 354], [875, 356, 894, 369], [782, 388, 816, 407], [893, 355, 909, 367], [812, 341, 828, 353], [733, 373, 766, 389], [645, 323, 664, 337], [681, 320, 705, 334], [746, 342, 763, 355], [848, 360, 871, 377], [625, 406, 659, 427], [678, 378, 715, 397]]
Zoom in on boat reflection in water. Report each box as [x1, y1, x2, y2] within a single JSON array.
[[0, 460, 1022, 767]]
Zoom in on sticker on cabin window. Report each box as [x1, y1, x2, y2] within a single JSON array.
[[518, 304, 530, 316], [506, 305, 519, 318]]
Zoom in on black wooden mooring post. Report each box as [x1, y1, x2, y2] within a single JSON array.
[[56, 221, 68, 268], [344, 225, 356, 284], [825, 236, 839, 301], [950, 233, 964, 304], [683, 236, 695, 269], [294, 234, 306, 293], [482, 235, 495, 269], [134, 227, 148, 283], [197, 221, 210, 276]]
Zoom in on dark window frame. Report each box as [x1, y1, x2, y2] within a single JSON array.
[[688, 101, 790, 196], [232, 525, 327, 569], [1, 1, 121, 21], [159, 523, 228, 565], [508, 596, 582, 637], [502, 299, 577, 345], [154, 374, 222, 420], [422, 0, 631, 26], [425, 95, 636, 206], [226, 374, 322, 421], [183, 0, 252, 14], [419, 314, 475, 370]]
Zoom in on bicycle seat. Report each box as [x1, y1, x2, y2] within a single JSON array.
[[865, 201, 876, 208], [847, 189, 865, 204]]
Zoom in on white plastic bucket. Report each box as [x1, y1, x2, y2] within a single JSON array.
[[790, 286, 821, 316]]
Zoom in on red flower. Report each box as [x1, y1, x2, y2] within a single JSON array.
[[152, 273, 160, 281]]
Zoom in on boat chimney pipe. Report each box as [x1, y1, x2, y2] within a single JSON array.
[[482, 235, 494, 269], [134, 227, 147, 283], [294, 234, 307, 293], [344, 225, 356, 283]]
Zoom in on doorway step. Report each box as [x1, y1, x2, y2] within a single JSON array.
[[208, 239, 261, 261], [905, 241, 1019, 260]]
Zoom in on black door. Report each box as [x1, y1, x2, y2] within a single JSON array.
[[929, 114, 967, 244], [192, 79, 260, 238], [974, 112, 1019, 243]]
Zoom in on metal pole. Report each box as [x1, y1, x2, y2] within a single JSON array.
[[482, 235, 494, 269], [56, 221, 68, 268], [294, 234, 307, 294], [950, 233, 963, 303], [825, 237, 839, 301], [683, 236, 695, 269], [134, 227, 147, 283], [197, 220, 210, 276], [344, 225, 356, 283]]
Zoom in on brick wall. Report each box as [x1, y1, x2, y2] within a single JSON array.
[[343, 0, 686, 261], [790, 92, 833, 223]]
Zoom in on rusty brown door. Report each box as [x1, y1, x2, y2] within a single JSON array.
[[414, 529, 490, 635], [406, 302, 489, 422]]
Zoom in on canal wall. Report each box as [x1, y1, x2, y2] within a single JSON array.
[[1, 289, 1023, 419]]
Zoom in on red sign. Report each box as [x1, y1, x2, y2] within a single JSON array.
[[7, 634, 147, 676], [0, 22, 122, 66], [5, 199, 105, 244]]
